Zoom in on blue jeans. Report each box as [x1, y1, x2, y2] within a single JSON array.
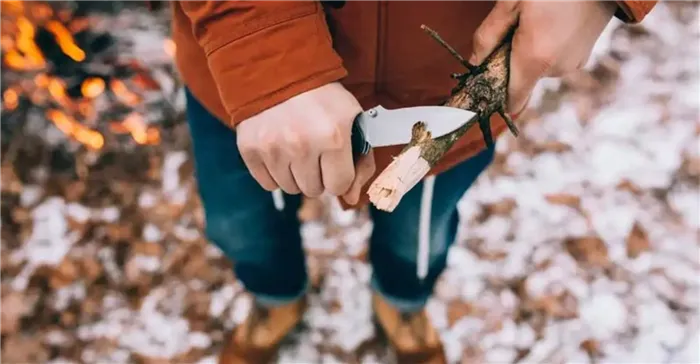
[[185, 89, 494, 312]]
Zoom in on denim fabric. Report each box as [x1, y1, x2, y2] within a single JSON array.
[[185, 88, 494, 310]]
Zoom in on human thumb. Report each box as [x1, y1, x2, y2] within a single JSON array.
[[341, 150, 376, 206], [469, 1, 520, 65]]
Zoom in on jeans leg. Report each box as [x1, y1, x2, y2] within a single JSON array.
[[185, 89, 307, 306], [368, 147, 495, 312]]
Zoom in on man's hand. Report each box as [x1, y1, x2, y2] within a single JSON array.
[[236, 82, 376, 205], [469, 1, 617, 115]]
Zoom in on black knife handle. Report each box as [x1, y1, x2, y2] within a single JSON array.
[[351, 113, 371, 163]]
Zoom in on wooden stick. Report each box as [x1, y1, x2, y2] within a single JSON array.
[[367, 25, 518, 212]]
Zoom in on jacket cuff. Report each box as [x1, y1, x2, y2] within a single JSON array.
[[614, 1, 658, 23], [201, 2, 348, 127]]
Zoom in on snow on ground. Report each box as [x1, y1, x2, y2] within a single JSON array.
[[1, 2, 698, 363]]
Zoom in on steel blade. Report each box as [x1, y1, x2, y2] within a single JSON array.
[[356, 105, 477, 148]]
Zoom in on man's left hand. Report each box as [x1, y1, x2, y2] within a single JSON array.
[[469, 1, 618, 115]]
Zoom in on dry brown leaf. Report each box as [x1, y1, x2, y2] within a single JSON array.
[[80, 257, 104, 284], [307, 256, 325, 290], [545, 193, 581, 209], [537, 140, 573, 153], [626, 221, 651, 258], [1, 291, 27, 334], [50, 258, 79, 289], [1, 335, 49, 364], [1, 163, 23, 194], [580, 338, 602, 359], [616, 179, 644, 195], [447, 300, 477, 326], [533, 292, 579, 319], [564, 236, 609, 268], [483, 198, 517, 216], [133, 241, 164, 256], [461, 345, 485, 364]]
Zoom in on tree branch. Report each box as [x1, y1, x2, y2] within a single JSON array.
[[367, 25, 519, 212]]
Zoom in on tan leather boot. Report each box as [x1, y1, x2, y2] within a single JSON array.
[[219, 296, 308, 364], [372, 293, 447, 364]]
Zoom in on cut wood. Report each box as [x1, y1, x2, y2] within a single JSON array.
[[367, 25, 520, 212]]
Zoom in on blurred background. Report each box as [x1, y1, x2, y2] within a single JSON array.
[[0, 1, 698, 363]]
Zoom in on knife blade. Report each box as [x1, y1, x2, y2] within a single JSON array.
[[350, 105, 477, 160]]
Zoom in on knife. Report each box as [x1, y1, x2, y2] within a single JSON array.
[[350, 105, 477, 161]]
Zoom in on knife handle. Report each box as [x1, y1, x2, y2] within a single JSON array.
[[351, 114, 371, 163]]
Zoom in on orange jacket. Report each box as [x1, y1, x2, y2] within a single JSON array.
[[170, 1, 657, 209]]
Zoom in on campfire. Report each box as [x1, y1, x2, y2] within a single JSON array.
[[1, 0, 180, 153]]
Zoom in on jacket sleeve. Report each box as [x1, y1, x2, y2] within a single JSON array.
[[615, 1, 658, 23], [178, 1, 348, 127]]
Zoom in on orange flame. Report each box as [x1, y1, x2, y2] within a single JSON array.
[[110, 79, 142, 106], [45, 20, 85, 62], [46, 109, 104, 150], [31, 3, 53, 22], [48, 77, 71, 108], [1, 0, 24, 16], [2, 1, 162, 149], [110, 113, 160, 145], [1, 35, 14, 52], [34, 73, 49, 88], [81, 77, 105, 99], [5, 16, 46, 70]]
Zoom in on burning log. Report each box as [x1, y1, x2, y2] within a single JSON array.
[[368, 25, 520, 212]]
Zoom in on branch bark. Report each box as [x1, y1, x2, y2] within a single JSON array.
[[367, 25, 519, 212]]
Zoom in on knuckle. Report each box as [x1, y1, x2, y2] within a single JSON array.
[[530, 44, 557, 73], [328, 174, 354, 196], [237, 141, 256, 158], [284, 130, 309, 157], [258, 130, 278, 151], [321, 125, 345, 150]]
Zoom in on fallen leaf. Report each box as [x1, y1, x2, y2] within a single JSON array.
[[626, 221, 651, 258], [564, 236, 609, 268]]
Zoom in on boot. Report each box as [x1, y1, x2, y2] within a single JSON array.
[[372, 293, 447, 364], [219, 295, 308, 364]]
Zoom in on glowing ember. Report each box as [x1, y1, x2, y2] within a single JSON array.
[[45, 20, 85, 62], [12, 16, 46, 69], [109, 79, 142, 106], [81, 78, 105, 99], [48, 77, 71, 108], [110, 113, 160, 145], [46, 109, 104, 150], [3, 88, 19, 110]]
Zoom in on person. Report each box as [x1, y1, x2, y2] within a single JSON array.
[[168, 1, 657, 363]]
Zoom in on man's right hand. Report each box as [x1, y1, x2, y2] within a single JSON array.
[[236, 82, 376, 205]]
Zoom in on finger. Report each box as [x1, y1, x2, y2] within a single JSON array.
[[238, 141, 278, 191], [263, 146, 300, 194], [341, 149, 376, 205], [290, 154, 324, 197], [268, 162, 300, 194], [320, 130, 355, 196], [244, 155, 279, 192], [507, 29, 554, 114], [469, 1, 519, 65]]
